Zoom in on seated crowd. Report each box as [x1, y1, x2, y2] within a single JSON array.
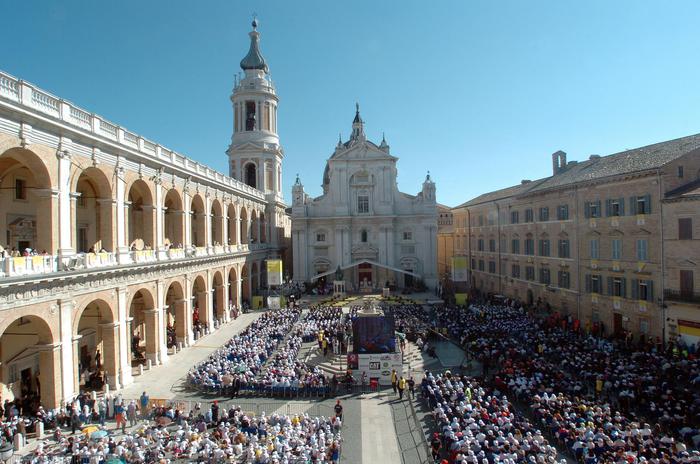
[[404, 299, 700, 463], [25, 399, 341, 463], [188, 308, 301, 394]]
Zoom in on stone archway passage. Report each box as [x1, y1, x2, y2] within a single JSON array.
[[128, 289, 158, 366], [74, 298, 119, 391], [0, 315, 61, 409], [192, 275, 208, 339]]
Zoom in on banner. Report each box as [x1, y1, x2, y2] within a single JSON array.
[[451, 256, 468, 282], [266, 259, 283, 286]]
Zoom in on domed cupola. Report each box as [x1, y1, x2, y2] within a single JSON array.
[[240, 18, 269, 73]]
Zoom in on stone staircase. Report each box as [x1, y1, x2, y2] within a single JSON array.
[[301, 341, 347, 376], [401, 341, 442, 376]]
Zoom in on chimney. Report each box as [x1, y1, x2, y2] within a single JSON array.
[[521, 179, 531, 184], [589, 154, 601, 160]]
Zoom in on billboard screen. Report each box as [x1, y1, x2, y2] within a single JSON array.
[[451, 256, 468, 282], [352, 315, 396, 354]]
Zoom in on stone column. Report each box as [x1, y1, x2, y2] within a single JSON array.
[[204, 194, 213, 254], [38, 343, 62, 409], [236, 277, 242, 310], [143, 309, 160, 364], [235, 214, 242, 247], [116, 288, 133, 388], [222, 280, 230, 322], [56, 148, 75, 258], [154, 182, 165, 258], [115, 164, 131, 263], [58, 299, 76, 401], [174, 299, 189, 346], [72, 337, 81, 396], [183, 190, 192, 250], [99, 322, 120, 389], [69, 192, 79, 253], [214, 284, 226, 323], [35, 189, 59, 255], [222, 210, 229, 252], [155, 280, 168, 364]]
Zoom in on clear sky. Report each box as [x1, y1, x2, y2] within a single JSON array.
[[4, 1, 700, 206]]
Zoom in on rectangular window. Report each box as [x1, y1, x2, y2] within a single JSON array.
[[512, 264, 521, 278], [316, 233, 326, 242], [678, 165, 684, 178], [477, 239, 484, 251], [639, 280, 652, 301], [403, 231, 413, 241], [679, 218, 693, 240], [605, 198, 625, 217], [524, 238, 534, 255], [478, 260, 485, 271], [511, 239, 520, 254], [357, 195, 369, 213], [525, 266, 535, 281], [680, 270, 694, 297], [636, 239, 648, 261], [590, 239, 599, 259], [478, 216, 484, 226], [558, 271, 570, 289], [539, 207, 549, 222], [511, 211, 519, 224], [585, 200, 602, 218], [471, 259, 476, 270], [525, 209, 534, 222], [630, 194, 652, 215], [14, 178, 26, 200], [591, 275, 601, 293], [488, 261, 496, 274], [558, 239, 570, 258], [557, 204, 569, 220], [539, 268, 551, 285], [539, 239, 550, 257], [488, 239, 496, 252], [611, 239, 622, 260], [608, 276, 626, 297], [245, 101, 256, 131]]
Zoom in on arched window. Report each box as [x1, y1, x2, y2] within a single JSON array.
[[245, 163, 257, 188], [361, 230, 368, 243]]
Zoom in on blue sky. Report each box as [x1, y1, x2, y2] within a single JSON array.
[[4, 1, 700, 206]]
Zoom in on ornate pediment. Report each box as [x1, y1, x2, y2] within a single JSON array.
[[351, 244, 379, 260]]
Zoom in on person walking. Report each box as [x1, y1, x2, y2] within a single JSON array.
[[114, 402, 126, 433], [430, 432, 442, 462], [211, 401, 220, 424], [391, 369, 398, 394], [139, 391, 150, 420], [97, 398, 106, 426], [70, 408, 81, 435], [408, 376, 415, 398], [127, 400, 137, 427], [334, 400, 343, 423], [398, 376, 406, 400]]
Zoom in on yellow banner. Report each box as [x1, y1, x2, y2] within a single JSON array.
[[266, 259, 283, 286], [451, 257, 468, 282]]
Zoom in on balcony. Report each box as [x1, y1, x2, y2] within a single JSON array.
[[664, 289, 700, 304], [0, 242, 271, 280]]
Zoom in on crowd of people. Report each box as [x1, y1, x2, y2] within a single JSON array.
[[22, 398, 342, 463], [403, 299, 700, 463], [188, 308, 302, 394]]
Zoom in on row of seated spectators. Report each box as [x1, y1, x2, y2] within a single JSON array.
[[187, 308, 301, 394], [409, 301, 700, 463], [26, 401, 341, 463]]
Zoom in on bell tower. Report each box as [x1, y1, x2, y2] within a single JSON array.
[[227, 18, 283, 201]]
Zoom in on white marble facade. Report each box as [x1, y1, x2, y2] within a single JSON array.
[[291, 106, 438, 290]]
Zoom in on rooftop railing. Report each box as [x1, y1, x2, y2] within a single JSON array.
[[0, 70, 265, 201]]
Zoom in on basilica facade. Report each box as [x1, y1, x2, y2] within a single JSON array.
[[291, 107, 438, 290]]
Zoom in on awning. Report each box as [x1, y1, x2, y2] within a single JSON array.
[[311, 259, 422, 281]]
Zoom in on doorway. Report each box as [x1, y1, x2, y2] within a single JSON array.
[[613, 313, 623, 337], [404, 271, 414, 288], [359, 263, 372, 289]]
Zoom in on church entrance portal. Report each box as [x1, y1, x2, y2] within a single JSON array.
[[358, 262, 372, 290]]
